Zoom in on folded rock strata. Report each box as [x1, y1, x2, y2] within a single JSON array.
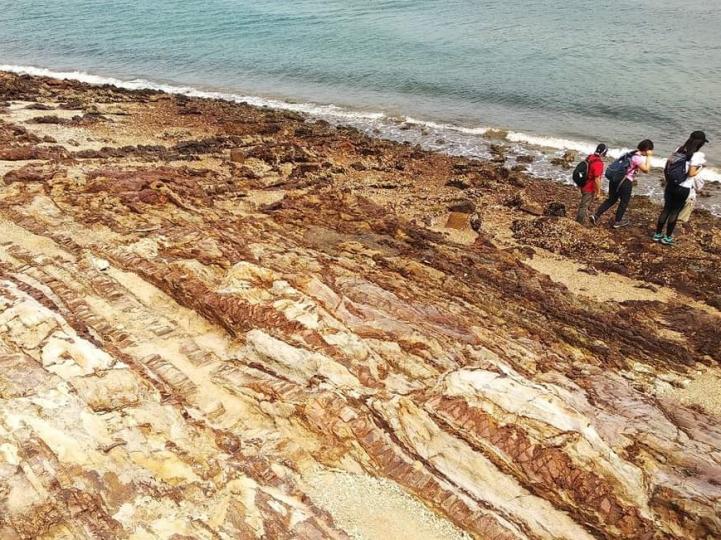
[[0, 71, 720, 539]]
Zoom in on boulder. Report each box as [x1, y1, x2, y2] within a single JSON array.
[[448, 199, 476, 214], [445, 211, 469, 230], [229, 148, 246, 163], [470, 212, 483, 232], [551, 150, 577, 169], [485, 128, 508, 140]]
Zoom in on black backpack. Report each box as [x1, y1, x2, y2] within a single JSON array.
[[665, 151, 690, 187], [572, 158, 590, 187], [605, 151, 636, 183]]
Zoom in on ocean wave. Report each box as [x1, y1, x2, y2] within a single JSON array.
[[2, 63, 720, 183], [0, 64, 386, 121], [402, 117, 489, 136]]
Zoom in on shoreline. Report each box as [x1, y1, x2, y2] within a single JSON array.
[[1, 70, 721, 539], [3, 63, 720, 218]]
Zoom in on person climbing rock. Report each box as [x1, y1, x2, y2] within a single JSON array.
[[591, 139, 654, 228], [575, 143, 608, 224], [654, 131, 709, 245]]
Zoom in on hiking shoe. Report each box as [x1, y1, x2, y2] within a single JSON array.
[[612, 219, 630, 229], [652, 232, 664, 242], [589, 215, 597, 226], [661, 235, 675, 246]]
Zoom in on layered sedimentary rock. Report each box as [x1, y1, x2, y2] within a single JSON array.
[[1, 72, 720, 539]]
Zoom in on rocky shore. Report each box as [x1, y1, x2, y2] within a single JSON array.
[[1, 71, 720, 539]]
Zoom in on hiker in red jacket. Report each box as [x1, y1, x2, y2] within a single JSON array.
[[576, 144, 608, 224]]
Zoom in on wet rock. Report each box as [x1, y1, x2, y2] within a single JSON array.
[[544, 202, 567, 217], [485, 128, 508, 140], [551, 150, 577, 169], [516, 155, 535, 163], [490, 144, 506, 163]]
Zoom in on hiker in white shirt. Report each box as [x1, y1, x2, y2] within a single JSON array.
[[677, 173, 705, 225], [654, 131, 709, 245]]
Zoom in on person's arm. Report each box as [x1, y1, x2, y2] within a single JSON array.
[[593, 162, 603, 194], [688, 152, 706, 178], [588, 161, 603, 195], [694, 176, 705, 192], [638, 151, 653, 173]]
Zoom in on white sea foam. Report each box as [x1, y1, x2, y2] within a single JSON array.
[[0, 64, 386, 121], [403, 116, 489, 135], [2, 63, 720, 183]]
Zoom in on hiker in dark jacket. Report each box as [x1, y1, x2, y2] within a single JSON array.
[[576, 143, 608, 224], [591, 139, 654, 228], [654, 131, 708, 245]]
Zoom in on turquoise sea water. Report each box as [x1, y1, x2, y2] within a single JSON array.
[[1, 0, 720, 180]]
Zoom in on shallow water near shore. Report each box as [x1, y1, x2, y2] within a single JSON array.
[[1, 0, 720, 212]]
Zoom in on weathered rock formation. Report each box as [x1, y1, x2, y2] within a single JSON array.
[[1, 71, 720, 539]]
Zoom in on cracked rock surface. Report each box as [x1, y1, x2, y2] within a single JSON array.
[[1, 71, 720, 539]]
